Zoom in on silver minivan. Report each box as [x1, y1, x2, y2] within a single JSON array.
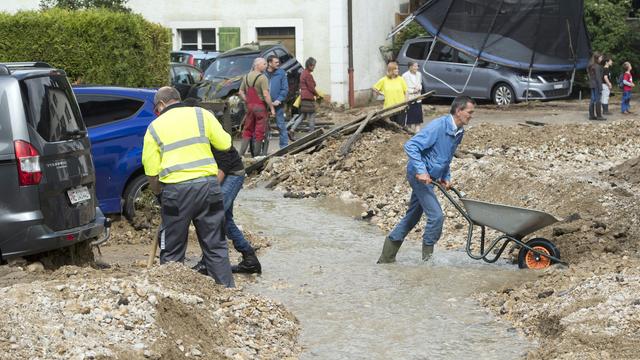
[[396, 37, 573, 105], [0, 62, 109, 262]]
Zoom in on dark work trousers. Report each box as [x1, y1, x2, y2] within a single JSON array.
[[159, 176, 235, 288]]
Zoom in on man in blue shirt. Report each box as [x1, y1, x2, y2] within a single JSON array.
[[377, 96, 476, 264], [265, 55, 289, 149]]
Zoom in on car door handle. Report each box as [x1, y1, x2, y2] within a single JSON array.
[[445, 68, 453, 72], [455, 69, 463, 73]]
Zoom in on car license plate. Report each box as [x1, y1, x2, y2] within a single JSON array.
[[67, 186, 91, 204], [553, 84, 564, 89]]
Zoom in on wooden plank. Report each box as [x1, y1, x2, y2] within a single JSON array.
[[339, 112, 376, 156], [245, 129, 324, 174]]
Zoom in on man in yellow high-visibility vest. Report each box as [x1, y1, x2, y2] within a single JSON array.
[[142, 86, 234, 287]]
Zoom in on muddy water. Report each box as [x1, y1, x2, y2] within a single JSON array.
[[236, 188, 536, 359]]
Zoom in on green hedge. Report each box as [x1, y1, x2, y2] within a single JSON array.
[[0, 8, 171, 87]]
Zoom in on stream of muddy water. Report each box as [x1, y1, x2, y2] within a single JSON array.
[[236, 188, 537, 359]]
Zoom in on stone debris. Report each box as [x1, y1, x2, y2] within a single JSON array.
[[0, 263, 300, 360]]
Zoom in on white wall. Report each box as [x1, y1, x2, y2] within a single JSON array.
[[351, 0, 405, 104], [3, 0, 39, 12], [4, 0, 405, 105], [128, 0, 332, 99]]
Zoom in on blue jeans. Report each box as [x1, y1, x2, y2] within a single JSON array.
[[275, 106, 288, 148], [220, 174, 253, 253], [622, 91, 632, 113], [388, 174, 444, 246], [590, 87, 601, 106]]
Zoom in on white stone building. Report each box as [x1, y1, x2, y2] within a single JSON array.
[[5, 0, 417, 105]]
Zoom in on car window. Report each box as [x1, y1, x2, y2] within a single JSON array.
[[172, 65, 194, 85], [204, 54, 255, 80], [405, 41, 429, 60], [171, 53, 189, 63], [76, 94, 144, 128], [262, 50, 277, 63], [275, 48, 292, 64], [435, 44, 455, 62], [186, 66, 202, 82], [456, 50, 476, 65], [20, 75, 85, 142]]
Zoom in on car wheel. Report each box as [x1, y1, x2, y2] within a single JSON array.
[[123, 174, 160, 228], [492, 83, 515, 106]]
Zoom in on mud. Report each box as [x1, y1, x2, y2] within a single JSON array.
[[250, 99, 640, 358]]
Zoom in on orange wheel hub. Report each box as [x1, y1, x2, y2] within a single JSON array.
[[525, 246, 551, 269]]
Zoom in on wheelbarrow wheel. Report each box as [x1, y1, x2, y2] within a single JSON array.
[[517, 238, 560, 270]]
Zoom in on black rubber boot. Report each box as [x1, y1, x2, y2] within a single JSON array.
[[422, 244, 434, 261], [191, 259, 208, 275], [238, 138, 251, 157], [602, 103, 611, 115], [588, 103, 596, 120], [377, 237, 403, 264], [231, 250, 262, 274], [595, 102, 607, 121], [251, 140, 264, 157]]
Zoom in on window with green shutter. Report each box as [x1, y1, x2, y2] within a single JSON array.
[[218, 27, 241, 52]]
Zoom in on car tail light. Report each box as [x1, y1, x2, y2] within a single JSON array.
[[188, 55, 195, 66], [14, 140, 42, 186]]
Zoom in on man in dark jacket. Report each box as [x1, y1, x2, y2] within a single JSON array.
[[192, 145, 262, 275], [265, 55, 289, 149]]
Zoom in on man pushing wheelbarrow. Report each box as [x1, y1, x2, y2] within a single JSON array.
[[377, 96, 562, 269], [377, 96, 474, 264]]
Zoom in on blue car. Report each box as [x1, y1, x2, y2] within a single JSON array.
[[73, 86, 157, 218]]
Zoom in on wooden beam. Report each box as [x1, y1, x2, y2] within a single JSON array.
[[245, 129, 324, 174]]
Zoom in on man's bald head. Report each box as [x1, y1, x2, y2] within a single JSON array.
[[153, 86, 181, 115], [154, 86, 181, 106], [253, 57, 267, 72]]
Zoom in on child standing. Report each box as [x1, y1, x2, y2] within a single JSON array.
[[621, 62, 635, 114]]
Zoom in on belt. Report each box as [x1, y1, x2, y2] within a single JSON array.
[[228, 169, 246, 177], [169, 176, 216, 185]]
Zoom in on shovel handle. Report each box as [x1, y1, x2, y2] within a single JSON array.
[[147, 227, 160, 268]]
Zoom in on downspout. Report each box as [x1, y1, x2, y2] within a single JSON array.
[[348, 0, 355, 108]]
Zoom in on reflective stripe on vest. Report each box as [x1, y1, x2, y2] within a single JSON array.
[[150, 107, 217, 178], [159, 157, 216, 178]]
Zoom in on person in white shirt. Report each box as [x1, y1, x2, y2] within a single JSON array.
[[402, 61, 424, 133]]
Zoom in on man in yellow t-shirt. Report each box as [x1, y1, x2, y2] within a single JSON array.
[[142, 86, 234, 287], [373, 61, 408, 125]]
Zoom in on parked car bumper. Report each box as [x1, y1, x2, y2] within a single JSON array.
[[0, 207, 109, 260], [513, 80, 572, 101]]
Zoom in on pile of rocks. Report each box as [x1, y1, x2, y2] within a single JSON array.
[[0, 263, 300, 360]]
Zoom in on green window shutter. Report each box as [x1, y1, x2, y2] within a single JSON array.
[[218, 27, 241, 52]]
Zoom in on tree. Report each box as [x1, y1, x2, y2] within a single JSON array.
[[584, 0, 638, 72], [392, 22, 427, 58], [39, 0, 130, 12]]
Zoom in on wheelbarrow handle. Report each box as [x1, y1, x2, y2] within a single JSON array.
[[432, 180, 465, 199]]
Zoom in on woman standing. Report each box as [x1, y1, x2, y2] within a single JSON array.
[[402, 61, 424, 133], [587, 52, 606, 121], [289, 57, 319, 141], [372, 61, 408, 125], [601, 56, 613, 115]]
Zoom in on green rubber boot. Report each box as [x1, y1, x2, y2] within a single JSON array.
[[377, 237, 403, 264], [422, 244, 434, 262]]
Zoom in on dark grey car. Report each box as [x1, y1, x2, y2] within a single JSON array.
[[397, 37, 573, 105], [0, 62, 108, 261]]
